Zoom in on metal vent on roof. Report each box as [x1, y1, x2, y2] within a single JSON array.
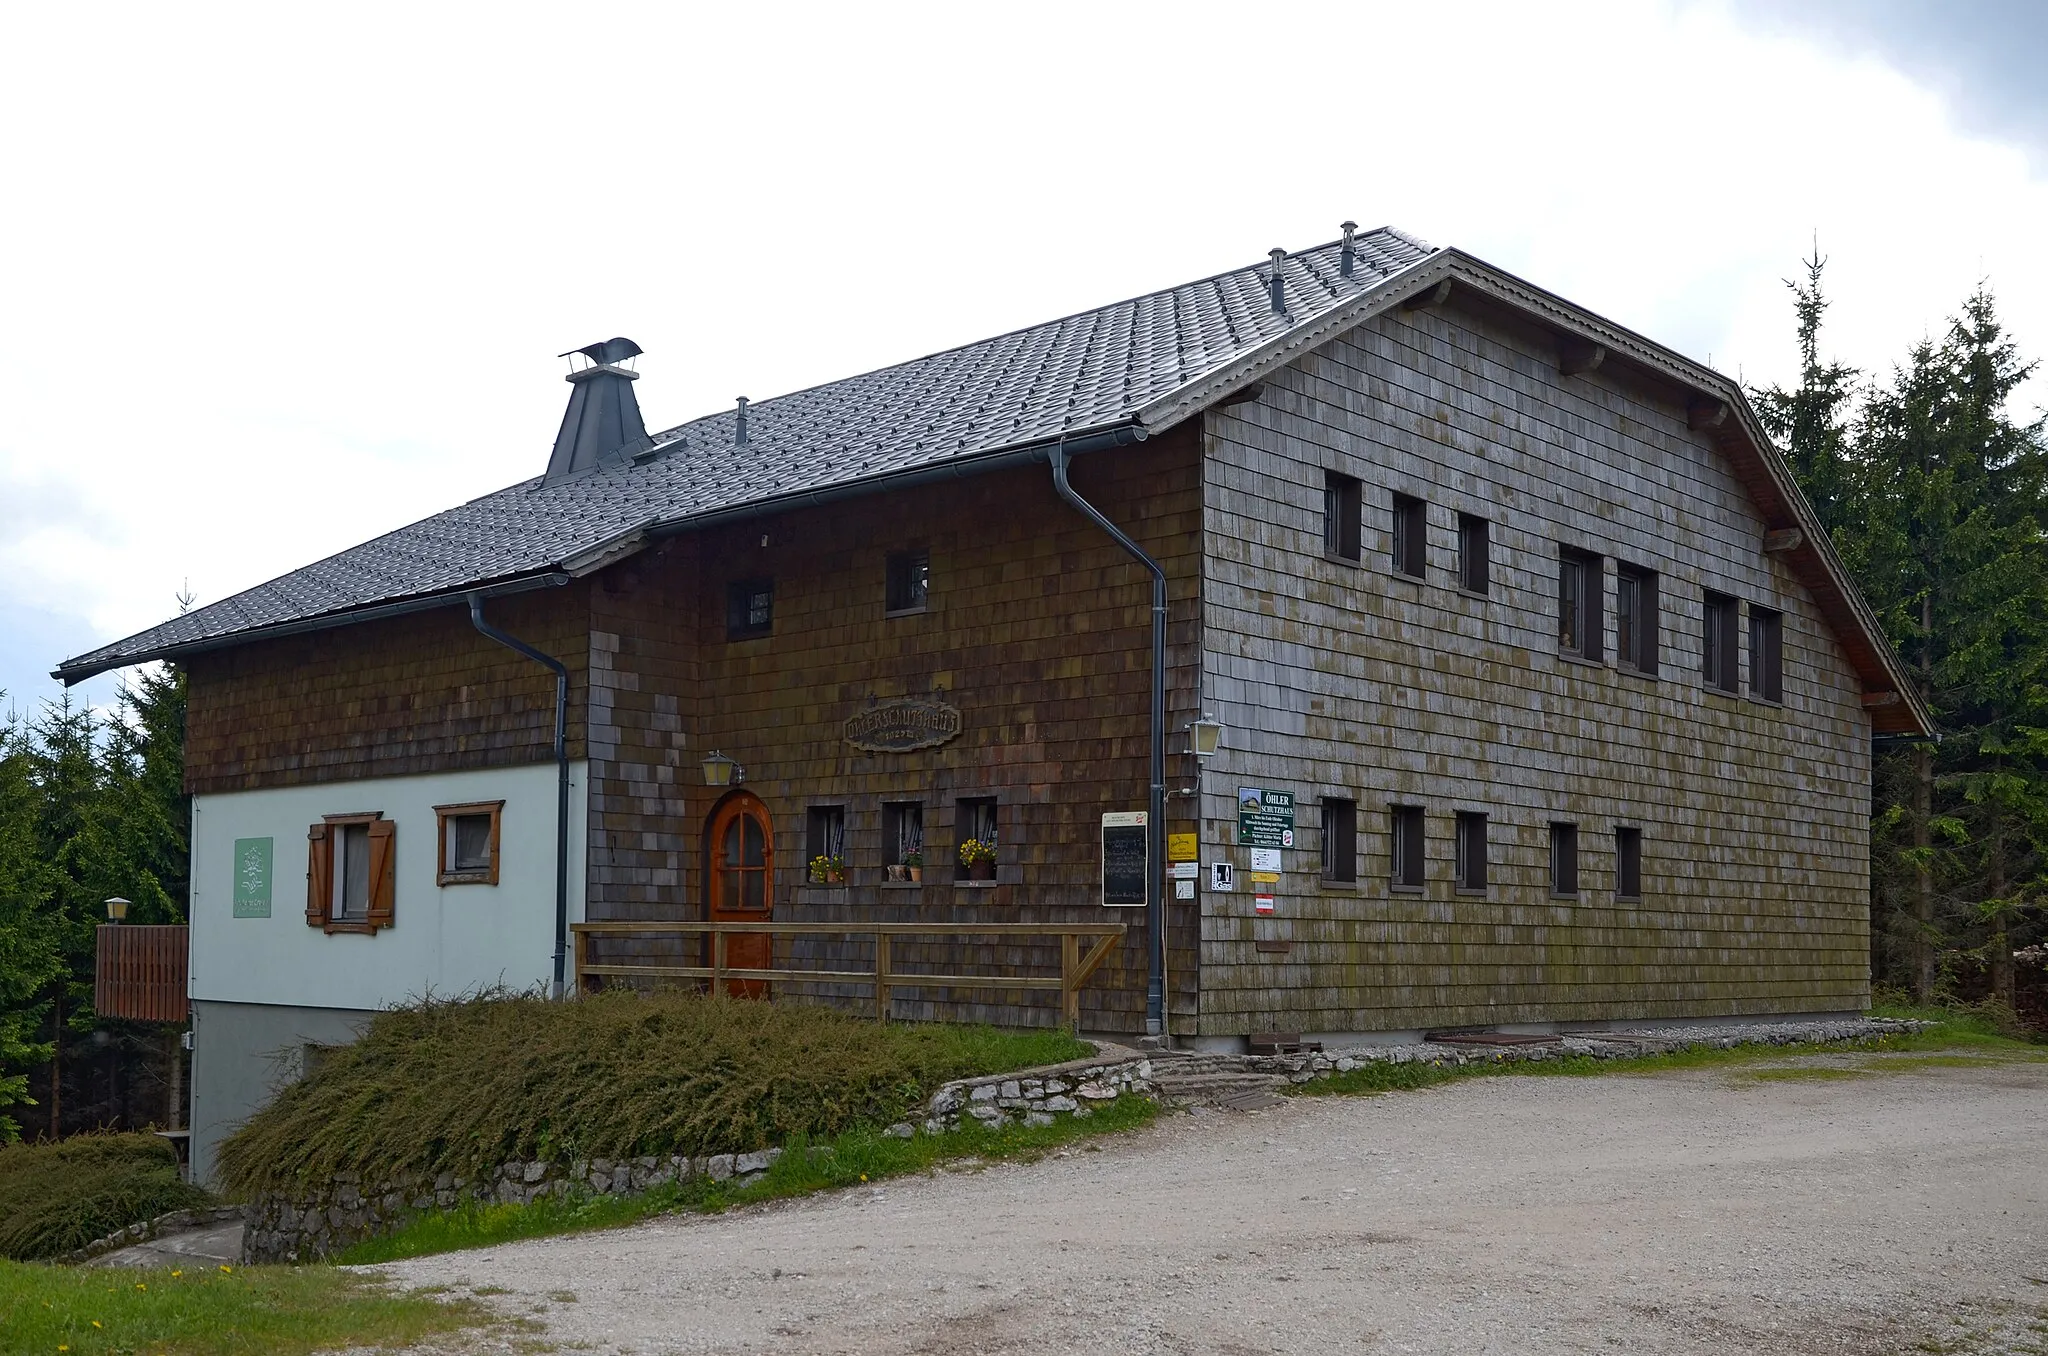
[[545, 338, 649, 482]]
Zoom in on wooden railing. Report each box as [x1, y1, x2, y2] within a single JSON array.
[[570, 921, 1126, 1031]]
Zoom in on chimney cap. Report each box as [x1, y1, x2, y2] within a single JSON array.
[[561, 337, 643, 366]]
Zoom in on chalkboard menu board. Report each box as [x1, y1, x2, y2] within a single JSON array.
[[1100, 811, 1148, 908]]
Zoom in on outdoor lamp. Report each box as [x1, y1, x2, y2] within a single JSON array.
[[104, 896, 131, 923], [1189, 717, 1224, 759], [700, 751, 743, 787]]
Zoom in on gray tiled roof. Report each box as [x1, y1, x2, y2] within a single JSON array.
[[58, 228, 1435, 680]]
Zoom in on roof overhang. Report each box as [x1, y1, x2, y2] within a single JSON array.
[[1130, 248, 1934, 739]]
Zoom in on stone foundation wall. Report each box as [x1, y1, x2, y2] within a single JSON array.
[[242, 1047, 1154, 1263]]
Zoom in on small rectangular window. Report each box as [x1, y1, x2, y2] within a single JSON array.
[[885, 550, 930, 614], [1616, 565, 1659, 676], [1324, 471, 1363, 561], [1456, 514, 1489, 594], [1558, 549, 1603, 660], [1391, 493, 1427, 578], [1749, 605, 1783, 703], [1549, 822, 1579, 896], [805, 806, 846, 883], [335, 822, 371, 920], [435, 800, 503, 885], [726, 578, 774, 639], [1454, 811, 1488, 892], [882, 802, 924, 870], [1321, 797, 1357, 883], [1616, 826, 1643, 899], [1390, 805, 1425, 890], [1702, 591, 1739, 692], [955, 797, 998, 880]]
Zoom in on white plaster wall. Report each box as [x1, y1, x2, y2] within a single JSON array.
[[188, 762, 588, 1010]]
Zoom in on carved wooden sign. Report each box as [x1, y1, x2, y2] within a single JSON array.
[[845, 697, 963, 753]]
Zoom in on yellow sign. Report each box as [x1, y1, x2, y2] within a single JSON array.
[[1167, 833, 1198, 862], [1247, 871, 1280, 884]]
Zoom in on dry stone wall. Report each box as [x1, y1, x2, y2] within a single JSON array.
[[241, 1050, 1154, 1263]]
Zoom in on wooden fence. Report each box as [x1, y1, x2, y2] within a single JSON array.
[[94, 924, 190, 1023], [570, 921, 1126, 1031]]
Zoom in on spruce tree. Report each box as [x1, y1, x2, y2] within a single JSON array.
[[1752, 248, 1862, 540]]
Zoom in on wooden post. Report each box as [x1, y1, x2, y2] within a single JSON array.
[[1061, 932, 1081, 1033], [874, 932, 892, 1023], [571, 928, 588, 997], [712, 929, 728, 998], [166, 1028, 183, 1132]]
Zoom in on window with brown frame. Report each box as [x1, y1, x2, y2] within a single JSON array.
[[1324, 471, 1363, 561], [435, 801, 503, 885], [305, 812, 395, 934], [1616, 564, 1659, 676], [1391, 493, 1427, 578]]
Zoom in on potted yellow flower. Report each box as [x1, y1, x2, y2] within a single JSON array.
[[958, 837, 996, 881]]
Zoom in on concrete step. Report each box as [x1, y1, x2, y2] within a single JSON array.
[[1151, 1069, 1290, 1107]]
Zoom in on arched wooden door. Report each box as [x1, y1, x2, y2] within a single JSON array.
[[706, 793, 773, 997]]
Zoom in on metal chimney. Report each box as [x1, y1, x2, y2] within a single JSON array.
[[545, 338, 649, 481], [1340, 221, 1357, 278], [1267, 248, 1288, 315]]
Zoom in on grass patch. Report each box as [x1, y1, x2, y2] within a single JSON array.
[[0, 1134, 213, 1262], [221, 990, 1089, 1198], [1294, 1007, 2047, 1102], [334, 1094, 1156, 1266], [1738, 1067, 1871, 1083], [0, 1257, 502, 1356]]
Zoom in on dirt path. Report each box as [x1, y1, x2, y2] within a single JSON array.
[[381, 1049, 2048, 1355]]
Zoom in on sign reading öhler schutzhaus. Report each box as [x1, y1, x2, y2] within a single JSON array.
[[844, 697, 964, 753]]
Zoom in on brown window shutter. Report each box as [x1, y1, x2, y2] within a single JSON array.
[[366, 819, 397, 930], [306, 824, 333, 928]]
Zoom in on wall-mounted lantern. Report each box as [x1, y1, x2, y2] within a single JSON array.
[[1188, 717, 1224, 760], [104, 896, 131, 923], [700, 751, 744, 787]]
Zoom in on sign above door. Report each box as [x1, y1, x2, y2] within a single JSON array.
[[845, 696, 964, 753]]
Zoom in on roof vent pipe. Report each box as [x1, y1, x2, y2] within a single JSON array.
[[1267, 248, 1288, 315], [1340, 221, 1357, 278], [735, 396, 750, 447]]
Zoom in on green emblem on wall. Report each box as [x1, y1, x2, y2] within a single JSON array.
[[233, 837, 273, 918]]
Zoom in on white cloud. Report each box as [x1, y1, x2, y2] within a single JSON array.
[[2, 0, 2043, 703]]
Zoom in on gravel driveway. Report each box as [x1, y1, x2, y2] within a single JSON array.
[[381, 1047, 2048, 1355]]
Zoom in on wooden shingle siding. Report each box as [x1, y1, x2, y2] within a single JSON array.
[[183, 588, 590, 796], [581, 431, 1206, 1032], [1196, 302, 1871, 1034]]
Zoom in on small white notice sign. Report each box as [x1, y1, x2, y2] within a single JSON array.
[[1209, 862, 1235, 891], [1170, 861, 1199, 880], [1249, 847, 1282, 873], [1174, 878, 1195, 900]]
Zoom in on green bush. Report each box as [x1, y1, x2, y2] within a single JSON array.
[[219, 991, 1088, 1197], [0, 1131, 212, 1261]]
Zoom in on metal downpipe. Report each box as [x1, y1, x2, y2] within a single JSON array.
[[1048, 429, 1166, 1039], [468, 594, 572, 999]]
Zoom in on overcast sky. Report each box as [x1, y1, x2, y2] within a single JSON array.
[[4, 0, 2045, 717]]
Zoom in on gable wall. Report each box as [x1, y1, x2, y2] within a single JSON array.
[[1196, 301, 1873, 1034]]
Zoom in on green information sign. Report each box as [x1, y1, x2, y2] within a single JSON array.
[[1236, 788, 1295, 848], [233, 837, 273, 918]]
